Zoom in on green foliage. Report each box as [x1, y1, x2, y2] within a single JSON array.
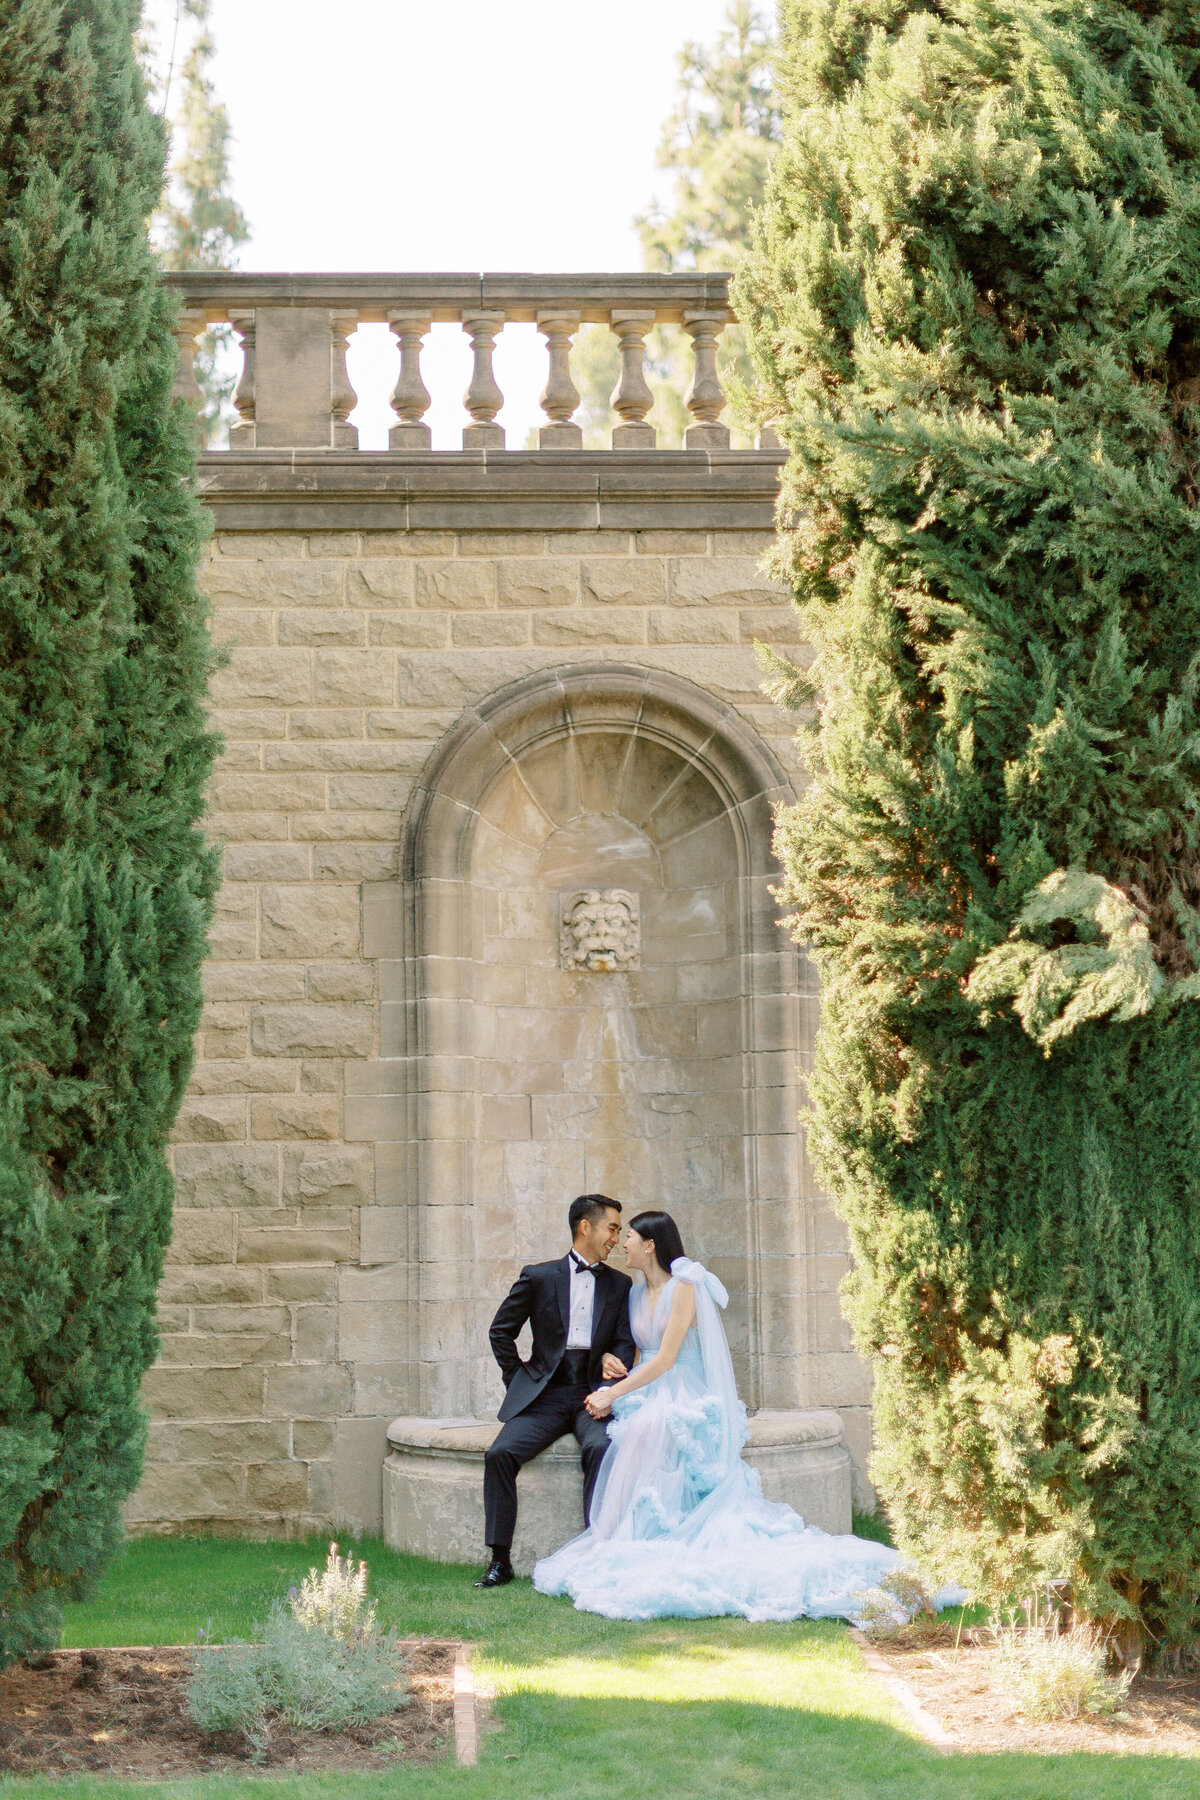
[[990, 1610, 1131, 1721], [148, 0, 249, 441], [575, 3, 780, 446], [0, 0, 217, 1663], [738, 0, 1200, 1649]]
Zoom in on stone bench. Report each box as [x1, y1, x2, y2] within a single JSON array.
[[384, 1410, 853, 1575]]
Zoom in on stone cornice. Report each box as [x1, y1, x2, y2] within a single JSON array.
[[195, 448, 787, 533]]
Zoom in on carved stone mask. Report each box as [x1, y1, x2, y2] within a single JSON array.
[[560, 888, 641, 971]]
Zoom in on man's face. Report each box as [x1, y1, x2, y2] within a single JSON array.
[[577, 1207, 622, 1264]]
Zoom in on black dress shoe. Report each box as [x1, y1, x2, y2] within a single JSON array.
[[474, 1558, 515, 1588]]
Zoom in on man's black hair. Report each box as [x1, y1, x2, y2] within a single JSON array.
[[568, 1193, 621, 1237]]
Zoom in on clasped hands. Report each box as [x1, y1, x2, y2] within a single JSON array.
[[585, 1352, 628, 1418]]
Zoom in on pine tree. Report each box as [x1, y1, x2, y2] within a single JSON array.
[[150, 0, 249, 443], [0, 0, 217, 1662], [738, 0, 1200, 1657], [575, 2, 780, 447]]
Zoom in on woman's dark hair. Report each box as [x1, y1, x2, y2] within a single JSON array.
[[628, 1210, 686, 1275]]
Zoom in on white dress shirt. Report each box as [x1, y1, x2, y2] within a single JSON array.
[[566, 1251, 597, 1350]]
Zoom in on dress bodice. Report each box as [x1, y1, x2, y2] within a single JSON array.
[[631, 1278, 704, 1373]]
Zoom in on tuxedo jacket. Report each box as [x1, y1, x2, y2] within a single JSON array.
[[489, 1254, 636, 1423]]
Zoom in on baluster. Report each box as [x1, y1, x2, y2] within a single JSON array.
[[609, 310, 656, 448], [228, 308, 256, 447], [537, 311, 582, 448], [461, 313, 505, 448], [330, 309, 359, 450], [172, 306, 205, 444], [683, 311, 730, 449], [387, 311, 432, 449]]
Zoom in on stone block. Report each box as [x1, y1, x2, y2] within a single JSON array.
[[206, 811, 290, 844], [289, 708, 364, 739], [128, 1462, 244, 1523], [327, 774, 413, 811], [648, 607, 739, 644], [301, 1060, 341, 1092], [190, 1060, 298, 1096], [259, 884, 360, 960], [531, 609, 645, 646], [581, 558, 666, 605], [193, 1305, 290, 1336], [668, 556, 783, 605], [278, 610, 366, 647], [204, 963, 307, 1003], [293, 1420, 335, 1459], [365, 707, 458, 740], [633, 530, 711, 553], [497, 558, 578, 609], [158, 1328, 289, 1367], [292, 1306, 337, 1362], [239, 1223, 353, 1265], [415, 561, 495, 610], [213, 532, 308, 560], [173, 1143, 280, 1210], [266, 1362, 353, 1418], [313, 844, 398, 881], [246, 1461, 310, 1512], [548, 531, 632, 555], [141, 1364, 263, 1419], [346, 563, 416, 606], [224, 844, 312, 882], [359, 531, 456, 558], [159, 1265, 263, 1305], [252, 1095, 341, 1140], [175, 1422, 291, 1462], [367, 612, 450, 648], [450, 614, 530, 647], [739, 606, 804, 644], [171, 1097, 246, 1144], [334, 1417, 389, 1534], [289, 810, 404, 843], [359, 1208, 408, 1264], [314, 650, 394, 707], [210, 773, 327, 812], [338, 1304, 407, 1362], [209, 648, 314, 706], [343, 1094, 406, 1144], [165, 1210, 236, 1265], [206, 559, 344, 606], [353, 1365, 412, 1418], [283, 1145, 372, 1207], [156, 1306, 189, 1333], [215, 608, 275, 647], [266, 1265, 337, 1302], [307, 962, 374, 1002], [251, 1004, 373, 1058]]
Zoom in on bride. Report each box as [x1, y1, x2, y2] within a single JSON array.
[[533, 1209, 918, 1622]]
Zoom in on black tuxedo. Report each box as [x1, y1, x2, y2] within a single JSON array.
[[483, 1253, 635, 1552]]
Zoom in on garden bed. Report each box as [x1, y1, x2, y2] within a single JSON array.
[[0, 1640, 455, 1779], [876, 1628, 1200, 1757]]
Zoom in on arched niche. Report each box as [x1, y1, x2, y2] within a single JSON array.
[[363, 663, 815, 1421]]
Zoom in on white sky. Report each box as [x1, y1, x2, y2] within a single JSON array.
[[158, 0, 739, 447]]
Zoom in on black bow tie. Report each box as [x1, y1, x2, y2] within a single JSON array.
[[570, 1255, 599, 1273]]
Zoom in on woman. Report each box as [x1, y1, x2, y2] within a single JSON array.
[[533, 1210, 923, 1621]]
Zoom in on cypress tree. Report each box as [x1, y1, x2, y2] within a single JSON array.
[[0, 0, 217, 1661], [738, 0, 1200, 1655]]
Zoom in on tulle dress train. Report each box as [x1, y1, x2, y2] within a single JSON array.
[[533, 1259, 913, 1622]]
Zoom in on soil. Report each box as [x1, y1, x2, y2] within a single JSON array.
[[875, 1626, 1200, 1757], [0, 1641, 455, 1780]]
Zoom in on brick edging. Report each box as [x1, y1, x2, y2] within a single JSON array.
[[847, 1627, 957, 1752]]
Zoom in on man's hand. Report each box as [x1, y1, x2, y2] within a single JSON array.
[[600, 1353, 628, 1381], [585, 1389, 614, 1419]]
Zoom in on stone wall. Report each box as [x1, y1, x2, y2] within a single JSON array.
[[133, 509, 872, 1537]]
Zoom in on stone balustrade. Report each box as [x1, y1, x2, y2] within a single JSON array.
[[164, 271, 774, 454]]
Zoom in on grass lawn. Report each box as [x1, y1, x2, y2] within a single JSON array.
[[0, 1535, 1191, 1800]]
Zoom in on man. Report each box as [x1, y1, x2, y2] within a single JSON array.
[[475, 1193, 635, 1588]]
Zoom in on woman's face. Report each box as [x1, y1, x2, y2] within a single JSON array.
[[624, 1228, 655, 1273]]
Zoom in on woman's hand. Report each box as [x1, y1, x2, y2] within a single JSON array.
[[585, 1389, 614, 1419], [601, 1353, 628, 1380]]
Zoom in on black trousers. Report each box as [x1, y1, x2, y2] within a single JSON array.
[[484, 1380, 610, 1551]]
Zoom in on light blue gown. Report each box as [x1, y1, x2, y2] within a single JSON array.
[[533, 1258, 915, 1622]]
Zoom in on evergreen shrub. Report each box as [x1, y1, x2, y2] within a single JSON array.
[[0, 0, 217, 1661], [739, 0, 1200, 1652]]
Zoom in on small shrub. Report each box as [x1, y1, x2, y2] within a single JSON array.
[[289, 1542, 376, 1639], [186, 1547, 404, 1747], [854, 1569, 937, 1638], [990, 1613, 1131, 1722]]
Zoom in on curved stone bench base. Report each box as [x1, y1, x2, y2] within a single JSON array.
[[384, 1410, 853, 1576]]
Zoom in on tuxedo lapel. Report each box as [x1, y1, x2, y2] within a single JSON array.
[[591, 1265, 618, 1345], [553, 1254, 572, 1336]]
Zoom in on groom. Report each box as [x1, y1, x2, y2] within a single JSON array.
[[475, 1194, 635, 1588]]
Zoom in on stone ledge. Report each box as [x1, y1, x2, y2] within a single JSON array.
[[384, 1408, 852, 1575]]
